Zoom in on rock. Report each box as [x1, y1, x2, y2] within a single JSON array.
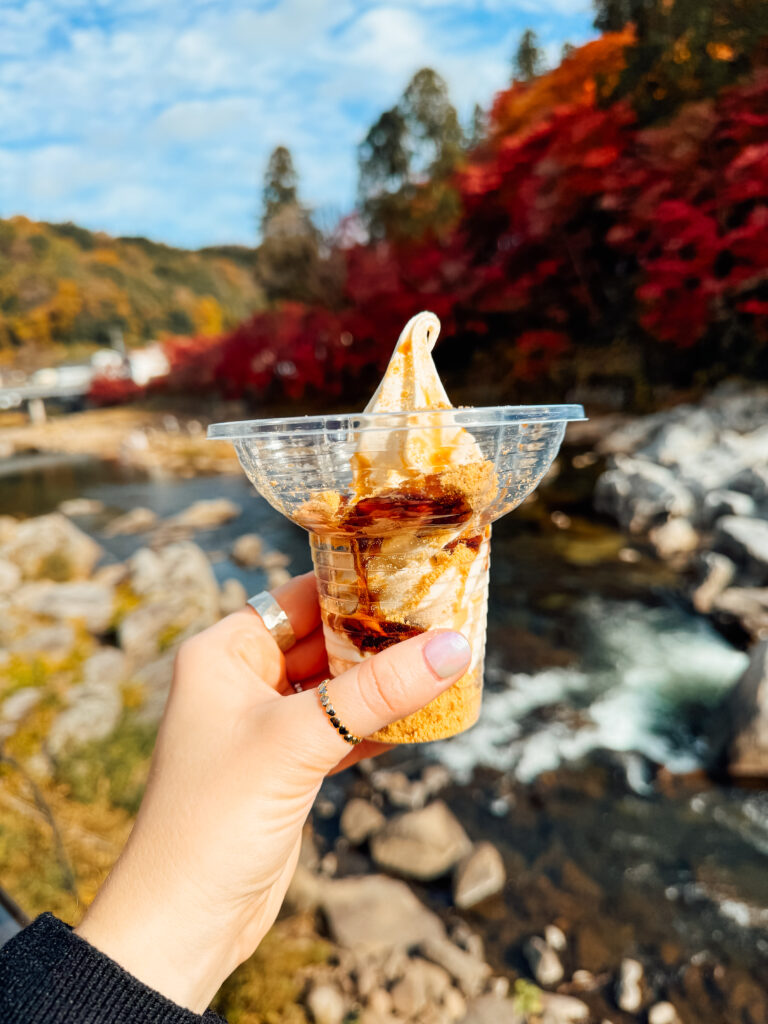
[[648, 518, 699, 560], [648, 1001, 682, 1024], [92, 562, 130, 587], [459, 994, 523, 1024], [616, 957, 644, 1013], [702, 489, 757, 525], [444, 988, 468, 1021], [12, 580, 116, 633], [371, 768, 427, 809], [284, 864, 322, 914], [340, 798, 386, 845], [730, 465, 768, 506], [167, 499, 241, 530], [365, 988, 393, 1015], [641, 412, 717, 466], [594, 456, 695, 533], [524, 936, 564, 988], [0, 687, 42, 740], [371, 801, 472, 881], [261, 549, 291, 569], [722, 639, 768, 779], [47, 648, 126, 756], [715, 516, 768, 583], [2, 512, 103, 580], [11, 623, 76, 657], [0, 516, 18, 544], [0, 558, 21, 595], [453, 842, 506, 909], [539, 993, 590, 1023], [231, 534, 263, 568], [219, 578, 247, 616], [595, 414, 666, 457], [59, 498, 105, 517], [420, 937, 491, 997], [267, 567, 292, 590], [306, 982, 346, 1024], [712, 587, 768, 639], [488, 977, 510, 999], [390, 963, 428, 1018], [103, 507, 158, 536], [544, 925, 567, 952], [421, 762, 452, 796], [692, 553, 736, 614], [320, 875, 445, 953]]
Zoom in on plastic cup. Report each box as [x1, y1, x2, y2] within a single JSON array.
[[208, 404, 585, 743]]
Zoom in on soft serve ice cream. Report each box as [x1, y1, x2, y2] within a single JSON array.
[[296, 311, 497, 742]]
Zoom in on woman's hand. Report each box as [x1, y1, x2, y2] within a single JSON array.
[[75, 572, 471, 1013]]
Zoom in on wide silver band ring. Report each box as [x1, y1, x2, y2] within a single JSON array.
[[246, 591, 297, 652]]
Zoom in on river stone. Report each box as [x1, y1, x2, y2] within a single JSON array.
[[712, 587, 768, 639], [2, 512, 103, 580], [730, 465, 768, 506], [59, 498, 105, 517], [231, 534, 263, 567], [453, 842, 506, 909], [340, 798, 386, 845], [167, 498, 241, 530], [692, 553, 736, 614], [219, 578, 247, 616], [648, 1002, 682, 1024], [648, 518, 699, 561], [104, 507, 158, 536], [545, 925, 567, 952], [539, 993, 590, 1023], [616, 958, 644, 1013], [420, 937, 491, 997], [715, 516, 768, 583], [371, 801, 472, 880], [0, 558, 21, 595], [640, 412, 717, 466], [459, 994, 523, 1024], [267, 567, 291, 590], [722, 639, 768, 779], [320, 875, 445, 953], [702, 489, 757, 525], [524, 936, 564, 988], [12, 580, 116, 634], [594, 456, 695, 533], [371, 768, 428, 809], [306, 983, 345, 1024], [261, 549, 291, 569], [47, 647, 126, 756]]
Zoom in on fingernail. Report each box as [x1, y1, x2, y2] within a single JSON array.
[[424, 632, 471, 680]]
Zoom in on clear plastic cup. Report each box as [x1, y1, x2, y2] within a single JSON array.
[[208, 404, 585, 743]]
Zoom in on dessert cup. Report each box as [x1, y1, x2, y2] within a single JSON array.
[[209, 404, 584, 743]]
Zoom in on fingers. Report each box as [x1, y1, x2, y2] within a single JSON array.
[[270, 572, 320, 641], [284, 628, 328, 682], [285, 630, 471, 772]]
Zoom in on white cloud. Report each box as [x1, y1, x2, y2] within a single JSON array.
[[0, 0, 595, 246]]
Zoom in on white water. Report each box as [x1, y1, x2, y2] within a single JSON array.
[[435, 598, 749, 782]]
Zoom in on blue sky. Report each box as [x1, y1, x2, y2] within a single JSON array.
[[1, 0, 596, 249]]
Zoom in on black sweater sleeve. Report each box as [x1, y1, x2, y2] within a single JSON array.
[[0, 914, 227, 1023]]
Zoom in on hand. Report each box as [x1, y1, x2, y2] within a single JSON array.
[[75, 572, 471, 1013]]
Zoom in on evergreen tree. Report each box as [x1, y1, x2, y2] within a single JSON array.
[[260, 146, 299, 232], [514, 29, 544, 82], [561, 41, 576, 60], [593, 0, 635, 32], [467, 103, 487, 149]]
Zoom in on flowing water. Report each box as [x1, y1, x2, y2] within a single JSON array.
[[3, 450, 767, 1019]]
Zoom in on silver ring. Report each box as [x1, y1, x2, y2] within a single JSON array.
[[246, 591, 297, 652]]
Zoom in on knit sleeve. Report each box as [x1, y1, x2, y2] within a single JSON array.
[[0, 913, 228, 1024]]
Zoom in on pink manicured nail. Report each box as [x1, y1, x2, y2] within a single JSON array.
[[424, 632, 471, 680]]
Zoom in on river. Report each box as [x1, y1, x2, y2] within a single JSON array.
[[3, 450, 767, 1020]]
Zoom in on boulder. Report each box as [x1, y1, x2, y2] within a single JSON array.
[[231, 534, 264, 568], [340, 798, 386, 845], [616, 958, 644, 1013], [730, 466, 768, 506], [715, 516, 768, 583], [2, 512, 102, 580], [453, 842, 506, 909], [219, 578, 247, 616], [711, 587, 768, 639], [12, 580, 116, 633], [524, 936, 564, 988], [104, 507, 158, 536], [47, 647, 126, 756], [722, 639, 768, 779], [166, 499, 241, 531], [648, 518, 699, 561], [594, 456, 695, 533], [640, 412, 717, 466], [692, 553, 736, 614], [420, 937, 491, 997], [306, 983, 346, 1024], [459, 994, 523, 1024], [370, 801, 472, 881], [0, 558, 21, 595], [702, 489, 757, 526], [320, 875, 445, 953], [59, 498, 105, 517]]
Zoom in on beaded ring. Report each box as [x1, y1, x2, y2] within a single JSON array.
[[318, 680, 363, 745]]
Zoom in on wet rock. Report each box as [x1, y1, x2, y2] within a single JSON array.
[[340, 798, 386, 845], [231, 534, 263, 568], [12, 580, 115, 633], [453, 842, 506, 909], [167, 498, 241, 530], [11, 622, 76, 657], [715, 516, 768, 583], [103, 507, 158, 536], [524, 936, 564, 988], [59, 498, 105, 517], [539, 993, 590, 1023], [0, 558, 21, 595], [47, 648, 126, 756], [306, 982, 346, 1024], [692, 552, 736, 614], [648, 1002, 682, 1024], [712, 587, 768, 639], [702, 489, 757, 525], [371, 801, 472, 881], [648, 518, 699, 561], [320, 875, 445, 953], [0, 687, 42, 740], [219, 578, 247, 616], [420, 937, 491, 997], [722, 639, 768, 779], [3, 512, 103, 580], [459, 994, 523, 1023], [616, 957, 644, 1013], [594, 456, 694, 533]]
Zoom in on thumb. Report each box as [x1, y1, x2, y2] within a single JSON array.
[[287, 630, 472, 771]]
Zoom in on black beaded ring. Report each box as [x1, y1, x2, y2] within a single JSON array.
[[318, 680, 363, 745]]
